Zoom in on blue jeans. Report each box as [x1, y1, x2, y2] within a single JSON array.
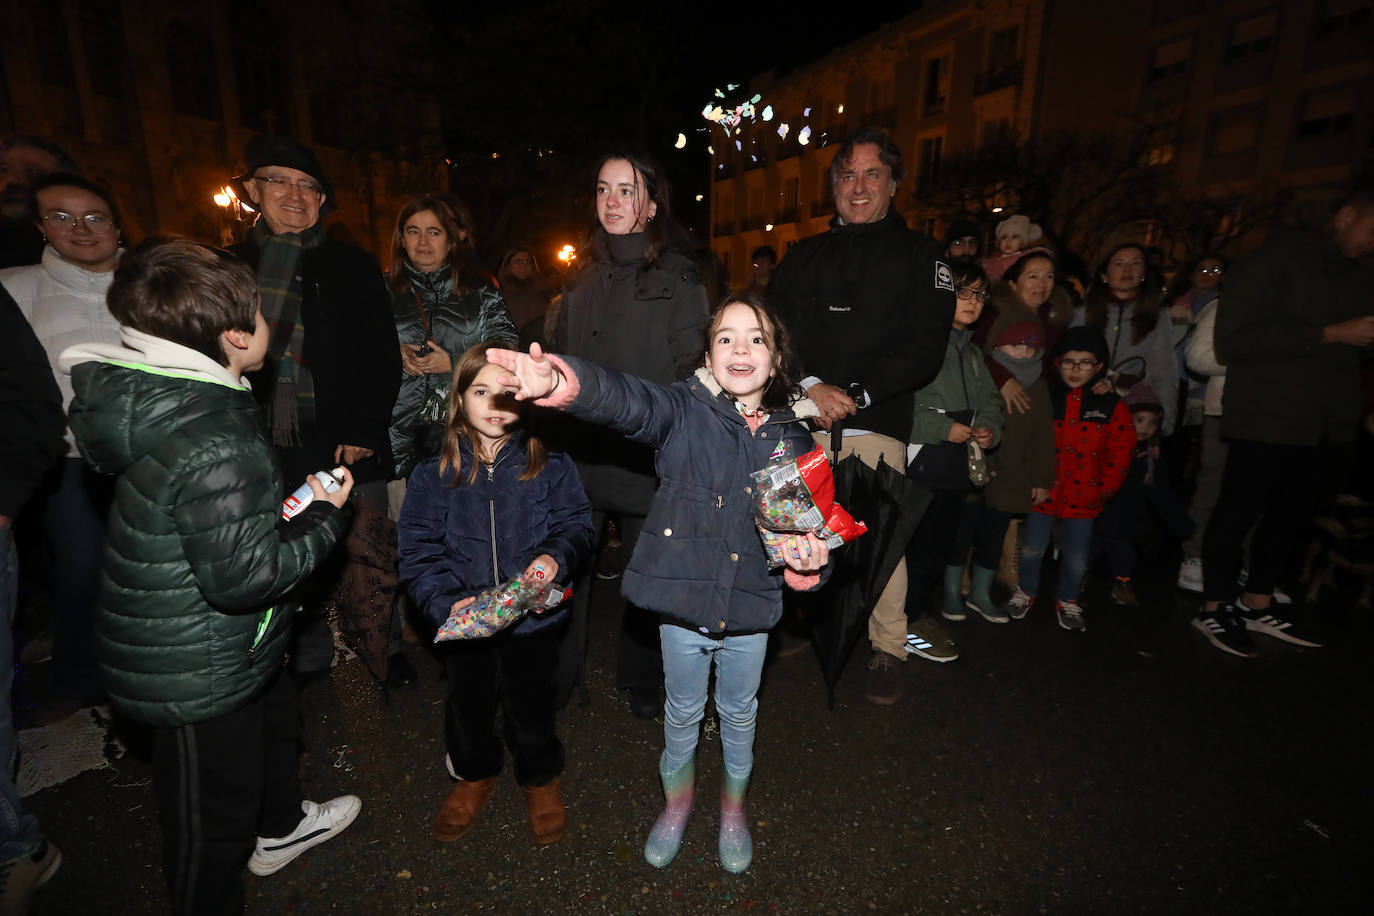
[[659, 624, 768, 779], [1, 524, 41, 864], [1019, 513, 1094, 603]]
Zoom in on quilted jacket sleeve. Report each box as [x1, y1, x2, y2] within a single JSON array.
[[559, 355, 685, 450], [173, 437, 345, 612]]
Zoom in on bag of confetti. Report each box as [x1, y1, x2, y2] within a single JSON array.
[[434, 575, 571, 642], [750, 442, 835, 533]]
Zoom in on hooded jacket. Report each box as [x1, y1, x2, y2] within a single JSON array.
[[389, 264, 517, 478], [398, 435, 594, 636], [769, 209, 955, 443], [1037, 326, 1136, 519], [544, 356, 823, 634], [61, 329, 345, 727]]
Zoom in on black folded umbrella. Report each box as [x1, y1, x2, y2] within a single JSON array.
[[795, 430, 931, 706]]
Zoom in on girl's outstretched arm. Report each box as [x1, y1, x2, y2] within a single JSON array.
[[486, 343, 579, 407]]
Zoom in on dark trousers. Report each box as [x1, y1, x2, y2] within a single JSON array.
[[1201, 439, 1320, 602], [972, 506, 1013, 570], [554, 510, 660, 706], [443, 626, 564, 787], [38, 457, 111, 701], [150, 667, 305, 916]]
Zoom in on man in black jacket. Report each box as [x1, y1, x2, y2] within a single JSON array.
[[770, 128, 955, 705], [0, 285, 64, 908], [1192, 182, 1374, 658]]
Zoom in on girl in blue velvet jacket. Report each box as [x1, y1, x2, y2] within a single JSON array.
[[488, 293, 831, 876], [398, 342, 594, 849]]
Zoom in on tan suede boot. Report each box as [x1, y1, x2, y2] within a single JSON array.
[[522, 777, 567, 845], [431, 776, 498, 842]]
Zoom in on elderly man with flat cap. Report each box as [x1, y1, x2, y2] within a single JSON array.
[[229, 134, 407, 685]]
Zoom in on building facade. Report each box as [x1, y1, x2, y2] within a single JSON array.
[[0, 0, 444, 258], [707, 0, 1372, 286]]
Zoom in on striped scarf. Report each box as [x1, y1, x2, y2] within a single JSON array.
[[250, 219, 324, 446]]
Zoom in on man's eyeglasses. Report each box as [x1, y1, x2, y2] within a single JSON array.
[[1056, 358, 1101, 370], [40, 211, 116, 235], [1198, 266, 1223, 276], [252, 175, 325, 197], [955, 286, 989, 303]]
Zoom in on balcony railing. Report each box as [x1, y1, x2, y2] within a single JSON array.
[[810, 200, 834, 218], [712, 221, 736, 237], [776, 206, 801, 224]]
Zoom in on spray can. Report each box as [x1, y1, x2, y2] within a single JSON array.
[[282, 466, 346, 520]]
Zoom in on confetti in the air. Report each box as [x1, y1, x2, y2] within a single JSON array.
[[798, 126, 812, 145], [675, 133, 687, 149], [777, 123, 789, 139], [762, 105, 773, 121]]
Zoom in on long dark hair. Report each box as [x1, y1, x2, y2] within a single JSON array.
[[704, 291, 802, 412], [439, 342, 547, 486], [582, 143, 679, 269], [388, 193, 486, 296], [1081, 243, 1163, 346]]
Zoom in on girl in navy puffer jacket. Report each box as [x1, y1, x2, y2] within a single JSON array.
[[398, 342, 594, 849], [489, 293, 832, 876]]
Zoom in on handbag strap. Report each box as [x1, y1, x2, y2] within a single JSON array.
[[411, 289, 434, 341]]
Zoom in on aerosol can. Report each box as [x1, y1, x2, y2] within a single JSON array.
[[282, 466, 346, 520]]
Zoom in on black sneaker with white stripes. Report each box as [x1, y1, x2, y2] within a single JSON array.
[[1237, 600, 1323, 648], [1191, 606, 1258, 658]]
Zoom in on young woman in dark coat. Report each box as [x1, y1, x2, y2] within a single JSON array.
[[553, 143, 710, 716], [490, 294, 830, 875]]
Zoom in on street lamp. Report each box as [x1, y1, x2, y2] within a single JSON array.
[[556, 244, 576, 265]]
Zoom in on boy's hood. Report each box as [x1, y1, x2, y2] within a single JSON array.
[[61, 328, 255, 475]]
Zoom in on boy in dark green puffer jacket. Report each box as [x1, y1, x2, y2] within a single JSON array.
[[62, 239, 361, 915]]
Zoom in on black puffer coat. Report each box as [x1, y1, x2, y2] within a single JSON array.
[[555, 357, 821, 634], [555, 234, 709, 515], [63, 329, 345, 727], [389, 263, 517, 478]]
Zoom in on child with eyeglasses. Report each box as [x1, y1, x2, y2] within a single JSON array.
[[904, 263, 1006, 638], [1001, 325, 1135, 631]]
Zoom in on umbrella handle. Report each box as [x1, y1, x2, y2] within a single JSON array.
[[830, 420, 845, 464]]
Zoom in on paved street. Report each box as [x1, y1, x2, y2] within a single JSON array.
[[20, 565, 1374, 914]]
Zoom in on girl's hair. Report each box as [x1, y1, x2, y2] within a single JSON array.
[[583, 142, 678, 269], [1081, 242, 1164, 345], [388, 193, 486, 296], [950, 261, 989, 290], [705, 291, 803, 412], [439, 342, 547, 486]]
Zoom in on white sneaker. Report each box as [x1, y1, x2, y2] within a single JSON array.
[[1055, 600, 1086, 632], [1177, 557, 1203, 593], [248, 796, 362, 877]]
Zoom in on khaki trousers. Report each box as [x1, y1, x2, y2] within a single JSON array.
[[812, 430, 910, 661]]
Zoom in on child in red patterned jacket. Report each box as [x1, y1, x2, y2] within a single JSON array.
[[1000, 325, 1135, 631]]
